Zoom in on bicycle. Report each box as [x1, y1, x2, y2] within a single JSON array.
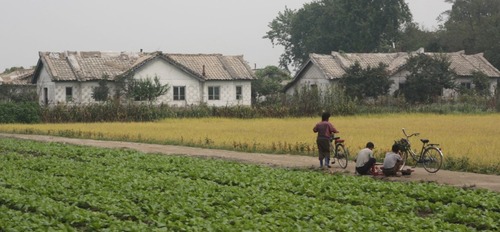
[[329, 136, 349, 169], [396, 128, 444, 173]]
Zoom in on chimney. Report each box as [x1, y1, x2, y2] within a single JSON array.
[[202, 65, 206, 77]]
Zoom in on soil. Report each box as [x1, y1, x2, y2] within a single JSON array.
[[1, 133, 499, 193]]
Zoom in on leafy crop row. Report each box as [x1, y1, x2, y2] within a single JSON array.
[[0, 138, 498, 231]]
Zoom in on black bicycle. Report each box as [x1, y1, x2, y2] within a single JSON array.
[[330, 136, 349, 169], [397, 128, 444, 173]]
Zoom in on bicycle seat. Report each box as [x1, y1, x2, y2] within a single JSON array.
[[335, 139, 344, 143], [420, 139, 429, 144]]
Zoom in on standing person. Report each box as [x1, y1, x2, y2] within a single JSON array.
[[313, 112, 339, 168], [382, 143, 403, 176], [355, 142, 376, 175]]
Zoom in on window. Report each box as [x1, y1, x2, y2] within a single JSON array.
[[236, 86, 242, 100], [43, 88, 48, 106], [461, 82, 471, 89], [173, 86, 185, 100], [208, 86, 220, 100], [65, 87, 73, 102], [399, 82, 407, 91]]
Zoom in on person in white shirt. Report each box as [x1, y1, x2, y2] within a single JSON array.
[[383, 143, 403, 176], [355, 142, 376, 175]]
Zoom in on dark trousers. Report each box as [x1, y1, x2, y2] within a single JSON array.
[[356, 158, 376, 175], [382, 160, 403, 176]]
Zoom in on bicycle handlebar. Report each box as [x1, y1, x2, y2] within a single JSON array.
[[402, 128, 419, 138]]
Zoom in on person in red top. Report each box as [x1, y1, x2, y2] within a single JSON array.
[[313, 112, 339, 168]]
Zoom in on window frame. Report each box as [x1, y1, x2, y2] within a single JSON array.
[[173, 86, 186, 101], [65, 87, 73, 102], [236, 86, 242, 100], [460, 82, 472, 89], [208, 86, 220, 100]]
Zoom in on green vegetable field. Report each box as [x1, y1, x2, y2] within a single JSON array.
[[0, 138, 498, 231]]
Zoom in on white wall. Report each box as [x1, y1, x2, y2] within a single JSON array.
[[38, 58, 253, 107], [286, 64, 331, 95], [132, 58, 202, 106], [132, 58, 252, 106], [36, 66, 55, 105], [202, 81, 252, 107]]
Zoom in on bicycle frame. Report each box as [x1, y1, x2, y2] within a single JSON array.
[[399, 128, 443, 173], [329, 136, 349, 169]]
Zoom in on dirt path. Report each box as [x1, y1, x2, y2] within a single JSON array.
[[2, 133, 500, 193]]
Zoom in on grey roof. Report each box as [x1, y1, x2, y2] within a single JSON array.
[[167, 54, 255, 81], [0, 69, 35, 85], [35, 51, 255, 82], [308, 50, 500, 80]]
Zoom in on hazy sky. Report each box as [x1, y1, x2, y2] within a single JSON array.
[[0, 0, 451, 72]]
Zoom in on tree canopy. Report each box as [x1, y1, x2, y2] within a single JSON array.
[[339, 62, 393, 100], [265, 0, 412, 70], [252, 66, 291, 103], [440, 0, 500, 69], [402, 53, 457, 103]]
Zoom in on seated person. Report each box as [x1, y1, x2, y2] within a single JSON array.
[[355, 142, 376, 175], [382, 143, 403, 176]]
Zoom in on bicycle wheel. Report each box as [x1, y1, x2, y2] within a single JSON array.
[[335, 143, 348, 169], [422, 146, 443, 173], [398, 151, 409, 171]]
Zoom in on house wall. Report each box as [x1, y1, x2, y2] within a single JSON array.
[[37, 58, 252, 107], [388, 70, 409, 95], [132, 58, 252, 106], [286, 64, 331, 95], [132, 58, 202, 106], [36, 66, 56, 105], [202, 80, 252, 106]]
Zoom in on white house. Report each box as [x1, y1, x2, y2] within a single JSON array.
[[32, 51, 255, 106], [284, 49, 500, 98]]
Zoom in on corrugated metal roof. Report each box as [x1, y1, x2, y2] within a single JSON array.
[[37, 51, 255, 82]]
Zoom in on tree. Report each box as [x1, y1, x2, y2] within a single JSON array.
[[91, 75, 110, 102], [402, 53, 457, 103], [123, 76, 169, 102], [265, 0, 412, 70], [440, 0, 500, 69], [339, 62, 393, 100], [252, 66, 291, 103], [397, 22, 445, 52], [2, 66, 26, 74], [471, 71, 491, 97]]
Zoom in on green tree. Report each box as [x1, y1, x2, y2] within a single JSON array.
[[124, 76, 169, 102], [339, 62, 393, 100], [398, 22, 445, 52], [471, 71, 491, 97], [91, 75, 110, 102], [2, 66, 26, 74], [265, 0, 412, 69], [402, 53, 457, 103], [440, 0, 500, 69], [252, 66, 291, 103]]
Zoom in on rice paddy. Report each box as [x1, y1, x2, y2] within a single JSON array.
[[0, 113, 499, 168]]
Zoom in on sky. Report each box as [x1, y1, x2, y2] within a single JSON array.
[[0, 0, 452, 72]]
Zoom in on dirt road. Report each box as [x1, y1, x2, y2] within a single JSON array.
[[2, 133, 499, 192]]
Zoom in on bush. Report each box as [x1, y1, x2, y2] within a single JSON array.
[[0, 102, 40, 123]]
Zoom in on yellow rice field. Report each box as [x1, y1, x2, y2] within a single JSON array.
[[0, 114, 499, 166]]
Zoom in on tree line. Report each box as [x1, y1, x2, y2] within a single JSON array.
[[265, 0, 500, 71]]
